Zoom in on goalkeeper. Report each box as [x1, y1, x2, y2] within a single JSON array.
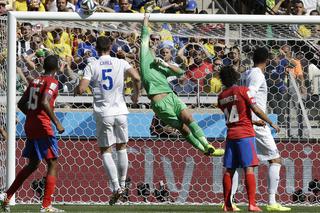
[[140, 14, 224, 156]]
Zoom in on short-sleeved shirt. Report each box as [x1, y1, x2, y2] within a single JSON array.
[[243, 67, 267, 121], [83, 55, 132, 117], [24, 76, 59, 139], [186, 61, 213, 91], [15, 0, 46, 11], [218, 85, 256, 140]]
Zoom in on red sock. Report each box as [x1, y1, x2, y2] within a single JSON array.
[[42, 175, 56, 208], [6, 166, 33, 201], [245, 173, 256, 206], [223, 171, 232, 207]]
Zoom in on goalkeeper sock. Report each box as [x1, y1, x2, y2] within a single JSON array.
[[245, 172, 256, 206], [42, 175, 56, 208], [117, 149, 128, 188], [6, 166, 33, 200], [188, 121, 209, 149], [185, 133, 205, 152], [102, 153, 120, 192], [223, 171, 233, 207]]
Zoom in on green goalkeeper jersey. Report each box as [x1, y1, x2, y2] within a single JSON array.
[[140, 26, 183, 96]]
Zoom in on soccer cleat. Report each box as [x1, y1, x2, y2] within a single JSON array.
[[266, 203, 291, 211], [40, 205, 65, 212], [0, 193, 10, 212], [204, 144, 225, 157], [205, 144, 215, 155], [109, 188, 124, 206], [222, 203, 241, 212], [248, 205, 262, 212]]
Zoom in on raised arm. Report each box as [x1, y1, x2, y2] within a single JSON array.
[[141, 13, 150, 52], [270, 0, 286, 15]]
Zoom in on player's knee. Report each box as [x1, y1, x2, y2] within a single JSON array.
[[46, 158, 58, 168], [27, 162, 40, 171], [245, 167, 254, 174], [179, 110, 193, 125], [116, 143, 126, 151], [269, 157, 282, 164], [100, 146, 112, 154], [170, 120, 183, 130]]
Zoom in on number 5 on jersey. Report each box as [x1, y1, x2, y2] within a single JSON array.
[[102, 68, 113, 90], [224, 105, 239, 124]]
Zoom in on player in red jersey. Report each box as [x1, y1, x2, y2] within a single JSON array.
[[0, 55, 65, 213], [218, 66, 280, 212]]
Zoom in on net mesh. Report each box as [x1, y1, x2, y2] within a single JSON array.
[[0, 17, 7, 193], [3, 17, 320, 205]]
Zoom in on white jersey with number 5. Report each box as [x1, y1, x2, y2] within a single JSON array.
[[83, 55, 132, 117], [243, 67, 267, 121]]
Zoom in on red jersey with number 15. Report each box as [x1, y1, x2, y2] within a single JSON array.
[[24, 76, 58, 139], [218, 85, 256, 140]]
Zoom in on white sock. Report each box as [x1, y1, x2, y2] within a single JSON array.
[[231, 169, 240, 204], [117, 149, 128, 188], [268, 163, 281, 205], [102, 152, 120, 192]]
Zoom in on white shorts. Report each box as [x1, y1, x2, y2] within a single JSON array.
[[254, 125, 280, 161], [95, 113, 128, 147]]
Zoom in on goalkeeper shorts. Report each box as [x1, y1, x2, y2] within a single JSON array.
[[151, 92, 187, 130]]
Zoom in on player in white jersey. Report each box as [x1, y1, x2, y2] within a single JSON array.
[[237, 47, 290, 211], [74, 36, 141, 205]]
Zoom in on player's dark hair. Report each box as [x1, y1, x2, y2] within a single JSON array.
[[253, 47, 269, 65], [295, 0, 304, 6], [21, 22, 32, 28], [43, 55, 59, 73], [219, 65, 240, 88], [96, 36, 112, 53]]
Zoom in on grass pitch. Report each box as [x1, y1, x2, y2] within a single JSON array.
[[8, 204, 320, 212]]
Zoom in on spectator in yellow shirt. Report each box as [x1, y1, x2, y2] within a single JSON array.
[[15, 0, 46, 11], [203, 38, 216, 59]]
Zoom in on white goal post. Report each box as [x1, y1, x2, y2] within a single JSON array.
[[6, 12, 320, 204]]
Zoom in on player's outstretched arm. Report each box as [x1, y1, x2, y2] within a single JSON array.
[[143, 13, 150, 27], [127, 68, 141, 104], [41, 93, 65, 134], [250, 103, 280, 133]]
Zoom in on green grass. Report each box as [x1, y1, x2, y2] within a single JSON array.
[[7, 204, 320, 212]]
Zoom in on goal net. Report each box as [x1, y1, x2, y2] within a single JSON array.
[[3, 12, 320, 205]]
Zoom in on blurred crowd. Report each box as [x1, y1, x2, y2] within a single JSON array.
[[0, 0, 319, 116]]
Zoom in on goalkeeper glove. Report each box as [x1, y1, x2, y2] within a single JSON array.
[[154, 57, 169, 67]]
